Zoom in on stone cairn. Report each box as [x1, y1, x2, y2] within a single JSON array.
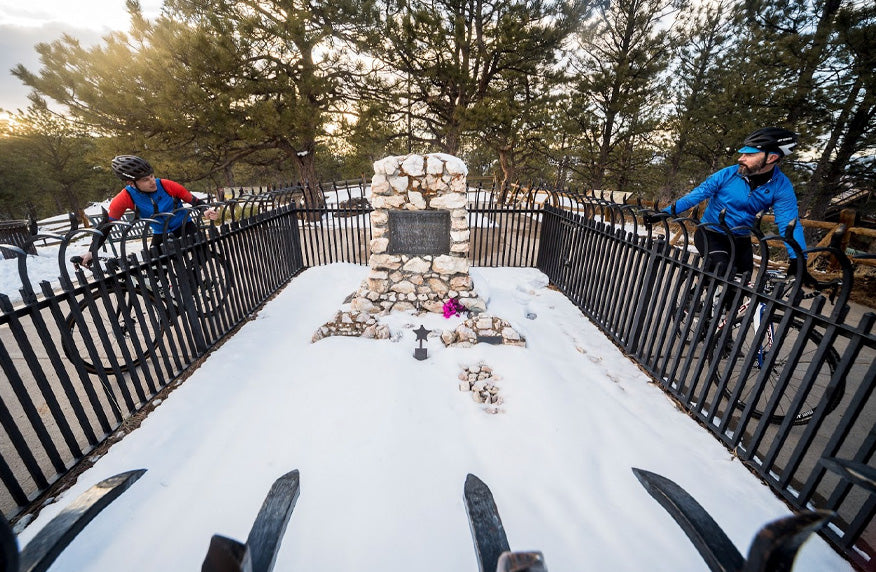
[[313, 153, 526, 350], [458, 364, 503, 414], [441, 315, 525, 348], [350, 153, 486, 315]]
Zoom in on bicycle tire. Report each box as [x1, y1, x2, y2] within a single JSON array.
[[714, 314, 843, 425], [63, 288, 164, 375], [181, 247, 231, 318]]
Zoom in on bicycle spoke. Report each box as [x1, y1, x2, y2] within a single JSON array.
[[715, 316, 841, 425]]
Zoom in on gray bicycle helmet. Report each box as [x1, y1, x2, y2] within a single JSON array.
[[738, 127, 798, 157], [111, 155, 154, 181]]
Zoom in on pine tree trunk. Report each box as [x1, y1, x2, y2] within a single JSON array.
[[292, 150, 324, 222], [803, 76, 875, 220]]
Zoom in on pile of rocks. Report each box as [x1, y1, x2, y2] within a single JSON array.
[[311, 311, 391, 342], [441, 315, 526, 347], [349, 153, 486, 315], [458, 364, 503, 413]]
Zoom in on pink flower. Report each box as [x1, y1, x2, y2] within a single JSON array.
[[443, 298, 465, 318]]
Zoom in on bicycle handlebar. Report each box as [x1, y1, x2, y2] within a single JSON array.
[[70, 255, 119, 273]]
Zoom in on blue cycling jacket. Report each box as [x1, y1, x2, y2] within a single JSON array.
[[666, 165, 807, 258]]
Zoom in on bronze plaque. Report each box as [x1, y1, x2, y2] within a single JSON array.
[[388, 210, 451, 255]]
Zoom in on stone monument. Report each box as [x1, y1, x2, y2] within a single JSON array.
[[350, 153, 486, 315], [312, 153, 524, 349]]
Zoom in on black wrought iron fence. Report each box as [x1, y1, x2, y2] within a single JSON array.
[[0, 198, 304, 522], [536, 202, 876, 570]]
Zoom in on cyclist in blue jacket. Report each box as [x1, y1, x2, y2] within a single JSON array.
[[659, 127, 807, 278]]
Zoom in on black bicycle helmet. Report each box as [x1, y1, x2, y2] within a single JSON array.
[[111, 155, 154, 181], [738, 127, 798, 157]]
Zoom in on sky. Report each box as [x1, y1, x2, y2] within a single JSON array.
[[0, 1, 164, 114], [0, 220, 855, 571]]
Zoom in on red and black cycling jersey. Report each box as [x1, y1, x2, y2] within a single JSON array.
[[107, 179, 201, 234]]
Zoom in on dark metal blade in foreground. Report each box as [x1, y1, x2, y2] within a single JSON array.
[[19, 469, 146, 572], [632, 467, 744, 572], [464, 473, 511, 572], [1, 513, 20, 572], [201, 535, 252, 572], [245, 469, 300, 572], [742, 511, 834, 572]]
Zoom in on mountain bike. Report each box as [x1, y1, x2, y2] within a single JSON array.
[[63, 245, 231, 375], [672, 269, 843, 425]]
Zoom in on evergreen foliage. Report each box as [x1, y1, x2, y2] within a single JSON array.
[[1, 0, 873, 220]]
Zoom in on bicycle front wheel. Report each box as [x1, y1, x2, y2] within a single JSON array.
[[63, 289, 164, 375], [185, 248, 231, 318], [714, 314, 843, 425]]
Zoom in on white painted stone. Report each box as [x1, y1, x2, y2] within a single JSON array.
[[430, 193, 466, 210], [371, 195, 406, 209], [432, 255, 469, 274], [456, 326, 477, 341], [370, 237, 389, 254], [350, 297, 375, 312], [392, 280, 415, 294], [374, 156, 400, 175], [426, 155, 444, 175], [401, 155, 425, 176], [403, 257, 432, 273], [389, 175, 409, 193], [450, 177, 467, 193], [450, 230, 470, 242], [502, 327, 520, 340], [371, 210, 388, 225], [435, 153, 468, 175], [407, 191, 426, 209], [369, 254, 402, 270], [371, 175, 390, 195], [386, 194, 407, 208]]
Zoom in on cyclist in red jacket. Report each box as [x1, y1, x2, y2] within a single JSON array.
[[81, 155, 219, 266]]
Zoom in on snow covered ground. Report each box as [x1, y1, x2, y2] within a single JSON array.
[[8, 263, 851, 571]]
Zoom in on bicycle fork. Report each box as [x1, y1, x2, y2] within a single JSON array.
[[751, 304, 774, 369]]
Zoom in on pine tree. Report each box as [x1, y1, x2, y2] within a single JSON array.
[[11, 0, 374, 205], [566, 0, 676, 192], [368, 0, 589, 159]]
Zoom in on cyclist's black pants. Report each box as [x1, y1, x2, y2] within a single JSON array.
[[694, 227, 753, 277], [150, 220, 199, 249], [694, 227, 753, 314], [152, 220, 212, 272]]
